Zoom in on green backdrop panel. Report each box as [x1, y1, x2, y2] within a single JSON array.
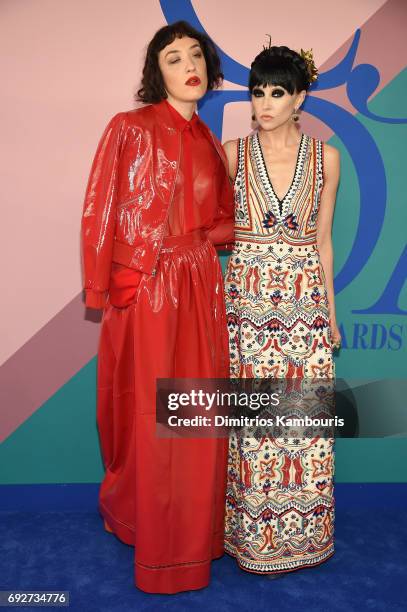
[[0, 359, 104, 484]]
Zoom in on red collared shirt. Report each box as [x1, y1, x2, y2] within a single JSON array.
[[164, 100, 223, 236]]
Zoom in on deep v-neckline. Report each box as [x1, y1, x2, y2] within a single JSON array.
[[253, 131, 307, 219]]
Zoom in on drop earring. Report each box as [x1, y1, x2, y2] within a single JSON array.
[[292, 108, 299, 122]]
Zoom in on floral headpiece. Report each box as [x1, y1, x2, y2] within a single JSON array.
[[299, 48, 318, 84]]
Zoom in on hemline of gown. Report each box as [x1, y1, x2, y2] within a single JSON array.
[[224, 542, 335, 575], [101, 503, 225, 594]]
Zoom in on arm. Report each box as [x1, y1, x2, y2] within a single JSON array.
[[317, 143, 341, 346], [206, 140, 237, 251], [81, 112, 127, 309], [223, 139, 238, 181]]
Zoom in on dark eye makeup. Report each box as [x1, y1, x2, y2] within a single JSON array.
[[252, 87, 286, 97]]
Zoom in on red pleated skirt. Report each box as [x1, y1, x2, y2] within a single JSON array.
[[96, 230, 229, 593]]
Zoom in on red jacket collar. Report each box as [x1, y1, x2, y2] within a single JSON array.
[[151, 99, 229, 175]]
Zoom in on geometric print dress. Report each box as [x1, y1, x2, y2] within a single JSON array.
[[224, 131, 335, 573]]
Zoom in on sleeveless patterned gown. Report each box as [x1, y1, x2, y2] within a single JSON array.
[[224, 131, 335, 574]]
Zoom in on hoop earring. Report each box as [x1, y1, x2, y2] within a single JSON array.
[[292, 108, 300, 122]]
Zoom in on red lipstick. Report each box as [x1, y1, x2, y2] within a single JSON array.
[[185, 76, 201, 86]]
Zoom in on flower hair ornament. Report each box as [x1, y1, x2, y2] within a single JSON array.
[[299, 48, 318, 84]]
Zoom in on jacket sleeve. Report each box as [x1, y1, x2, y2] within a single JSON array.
[[81, 112, 127, 309]]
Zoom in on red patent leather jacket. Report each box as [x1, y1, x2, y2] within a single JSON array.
[[81, 99, 234, 309]]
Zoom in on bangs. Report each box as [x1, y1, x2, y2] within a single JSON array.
[[156, 23, 202, 53], [249, 58, 302, 95]]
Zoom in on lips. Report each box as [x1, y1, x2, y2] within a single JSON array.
[[185, 76, 201, 86], [261, 115, 273, 120]]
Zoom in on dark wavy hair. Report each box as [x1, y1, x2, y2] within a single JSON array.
[[137, 21, 223, 104], [249, 46, 311, 95]]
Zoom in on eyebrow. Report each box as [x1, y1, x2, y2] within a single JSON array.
[[165, 43, 201, 58]]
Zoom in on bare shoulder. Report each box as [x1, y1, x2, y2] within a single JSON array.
[[323, 142, 340, 164], [222, 139, 239, 179], [321, 142, 340, 181], [223, 139, 239, 155]]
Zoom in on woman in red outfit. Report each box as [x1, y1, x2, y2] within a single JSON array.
[[81, 21, 234, 594]]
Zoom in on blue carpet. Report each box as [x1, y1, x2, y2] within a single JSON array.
[[0, 485, 406, 611]]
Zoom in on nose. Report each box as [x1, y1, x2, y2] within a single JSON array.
[[185, 57, 197, 72], [262, 96, 272, 110]]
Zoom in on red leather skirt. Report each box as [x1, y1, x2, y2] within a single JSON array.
[[97, 230, 229, 593]]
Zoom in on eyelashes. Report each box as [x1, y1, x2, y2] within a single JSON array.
[[252, 87, 286, 97], [168, 52, 203, 65]]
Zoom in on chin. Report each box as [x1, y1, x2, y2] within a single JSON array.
[[258, 119, 284, 131], [257, 120, 273, 131], [186, 86, 206, 101]]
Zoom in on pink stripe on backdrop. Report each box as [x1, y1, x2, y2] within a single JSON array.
[[1, 0, 406, 442], [0, 296, 100, 443]]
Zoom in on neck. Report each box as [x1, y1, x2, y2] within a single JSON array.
[[166, 96, 197, 120], [258, 122, 300, 150]]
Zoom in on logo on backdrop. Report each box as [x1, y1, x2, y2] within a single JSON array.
[[160, 1, 407, 350]]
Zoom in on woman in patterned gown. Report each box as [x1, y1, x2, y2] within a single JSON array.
[[223, 45, 341, 574]]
